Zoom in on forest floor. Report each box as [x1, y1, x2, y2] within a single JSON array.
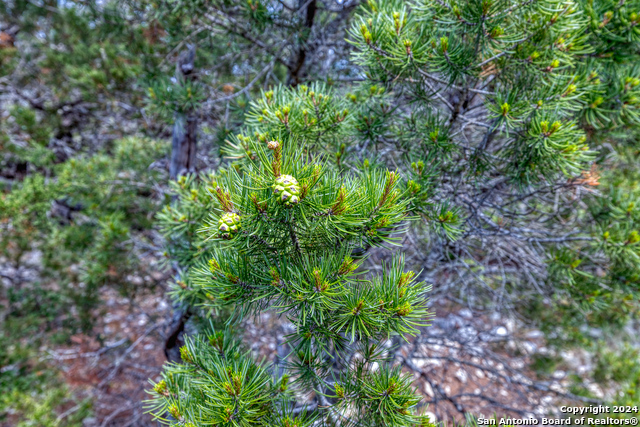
[[37, 286, 593, 426], [46, 286, 171, 427]]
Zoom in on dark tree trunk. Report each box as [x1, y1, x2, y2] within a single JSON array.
[[165, 46, 198, 362], [169, 45, 198, 180], [287, 0, 317, 86], [169, 113, 198, 179], [164, 307, 191, 363]]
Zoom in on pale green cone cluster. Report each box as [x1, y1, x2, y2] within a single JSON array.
[[273, 174, 301, 206], [218, 212, 241, 239]]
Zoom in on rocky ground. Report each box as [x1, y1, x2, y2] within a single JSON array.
[[243, 301, 598, 423], [45, 287, 171, 427]]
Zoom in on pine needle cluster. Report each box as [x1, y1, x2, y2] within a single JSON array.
[[151, 84, 434, 424]]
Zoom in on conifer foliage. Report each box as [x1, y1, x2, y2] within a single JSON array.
[[150, 0, 640, 418], [341, 0, 640, 335], [149, 85, 432, 425]]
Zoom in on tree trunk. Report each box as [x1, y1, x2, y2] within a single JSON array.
[[169, 113, 198, 179], [169, 45, 198, 180], [164, 307, 191, 363], [165, 46, 198, 362], [287, 0, 317, 86]]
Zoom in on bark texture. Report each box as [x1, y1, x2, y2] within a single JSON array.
[[169, 45, 198, 180]]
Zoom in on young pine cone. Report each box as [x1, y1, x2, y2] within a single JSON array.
[[273, 175, 300, 206], [218, 213, 241, 239]]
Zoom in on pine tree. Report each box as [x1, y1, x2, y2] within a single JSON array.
[[343, 0, 640, 334], [151, 0, 640, 418], [149, 83, 433, 425]]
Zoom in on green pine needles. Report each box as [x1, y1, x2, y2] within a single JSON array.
[[148, 0, 640, 419], [149, 113, 432, 425], [149, 327, 283, 426], [348, 0, 640, 185]]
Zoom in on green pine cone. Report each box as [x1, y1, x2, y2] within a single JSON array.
[[218, 212, 241, 239], [273, 174, 301, 206]]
